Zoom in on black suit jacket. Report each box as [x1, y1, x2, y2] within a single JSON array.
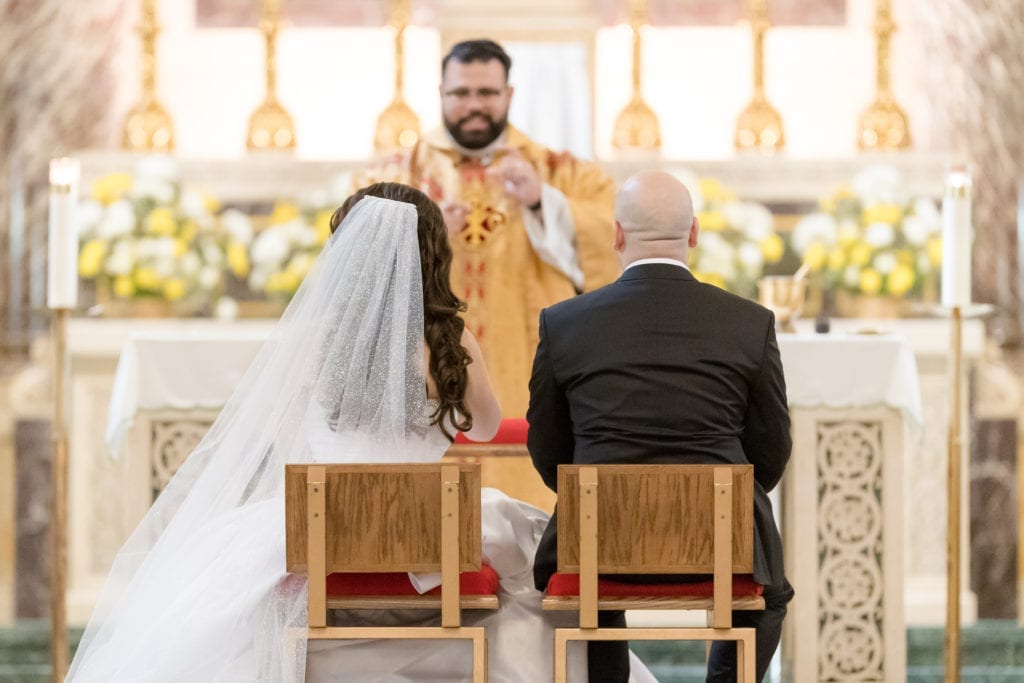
[[527, 263, 791, 588]]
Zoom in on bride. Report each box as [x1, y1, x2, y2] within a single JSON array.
[[68, 182, 655, 682]]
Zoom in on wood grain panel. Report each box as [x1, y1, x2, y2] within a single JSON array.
[[556, 464, 754, 574], [285, 463, 481, 573]]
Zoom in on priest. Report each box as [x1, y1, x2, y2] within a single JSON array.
[[361, 39, 619, 416]]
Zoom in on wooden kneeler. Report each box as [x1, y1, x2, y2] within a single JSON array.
[[542, 464, 765, 683], [284, 463, 494, 682]]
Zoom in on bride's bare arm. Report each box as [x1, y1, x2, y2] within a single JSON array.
[[461, 327, 502, 441]]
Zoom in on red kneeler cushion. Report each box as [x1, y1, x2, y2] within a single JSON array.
[[453, 418, 529, 445], [545, 573, 763, 598], [326, 563, 500, 597]]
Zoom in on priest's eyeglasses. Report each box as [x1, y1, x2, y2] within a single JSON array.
[[442, 87, 507, 103]]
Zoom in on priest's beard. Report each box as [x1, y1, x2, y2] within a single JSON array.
[[444, 112, 507, 150]]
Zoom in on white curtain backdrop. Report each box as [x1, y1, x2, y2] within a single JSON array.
[[505, 41, 593, 160]]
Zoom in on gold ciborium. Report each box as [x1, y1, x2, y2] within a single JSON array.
[[758, 269, 808, 333]]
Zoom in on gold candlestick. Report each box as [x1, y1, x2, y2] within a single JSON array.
[[247, 0, 297, 151], [734, 0, 785, 154], [612, 0, 661, 150], [857, 0, 911, 150], [122, 0, 175, 152], [374, 0, 421, 152]]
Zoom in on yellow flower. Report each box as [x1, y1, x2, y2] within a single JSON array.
[[201, 192, 221, 214], [827, 247, 846, 272], [803, 242, 827, 272], [863, 203, 902, 225], [697, 211, 727, 232], [265, 270, 302, 295], [695, 272, 726, 289], [178, 220, 198, 243], [896, 249, 914, 266], [315, 210, 334, 245], [270, 202, 300, 225], [698, 178, 734, 203], [837, 222, 859, 248], [78, 239, 107, 278], [134, 267, 162, 292], [145, 207, 177, 236], [759, 234, 784, 263], [227, 241, 250, 278], [819, 185, 854, 214], [859, 268, 883, 295], [849, 241, 873, 267], [927, 237, 942, 267], [91, 173, 133, 205], [173, 239, 188, 257], [162, 278, 186, 301], [112, 275, 135, 298], [887, 264, 915, 296]]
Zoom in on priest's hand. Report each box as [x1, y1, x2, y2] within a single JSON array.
[[488, 149, 542, 210], [441, 200, 468, 239]]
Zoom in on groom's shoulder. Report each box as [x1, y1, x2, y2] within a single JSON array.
[[542, 280, 620, 326]]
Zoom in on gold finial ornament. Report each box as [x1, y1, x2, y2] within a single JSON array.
[[612, 0, 661, 150], [734, 0, 785, 154], [374, 0, 421, 152], [122, 0, 175, 152], [247, 0, 297, 151], [857, 0, 911, 150]]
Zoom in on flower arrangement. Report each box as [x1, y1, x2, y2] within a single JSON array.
[[77, 158, 253, 313], [247, 174, 352, 299], [790, 165, 942, 300], [671, 170, 787, 300]]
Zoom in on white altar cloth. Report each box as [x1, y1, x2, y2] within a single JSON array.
[[104, 325, 922, 455]]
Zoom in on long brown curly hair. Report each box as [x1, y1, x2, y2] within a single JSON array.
[[331, 182, 472, 440]]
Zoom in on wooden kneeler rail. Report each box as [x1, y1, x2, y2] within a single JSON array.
[[284, 463, 493, 682], [542, 464, 765, 683]]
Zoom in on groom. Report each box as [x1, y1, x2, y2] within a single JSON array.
[[527, 171, 794, 682]]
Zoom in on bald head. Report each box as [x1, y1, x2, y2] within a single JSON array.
[[613, 171, 698, 266]]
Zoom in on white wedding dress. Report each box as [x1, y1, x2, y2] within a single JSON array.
[[67, 196, 656, 682]]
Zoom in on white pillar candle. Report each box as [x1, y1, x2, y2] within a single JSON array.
[[941, 164, 972, 308], [47, 158, 81, 310]]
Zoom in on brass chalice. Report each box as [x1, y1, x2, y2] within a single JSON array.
[[758, 266, 809, 333]]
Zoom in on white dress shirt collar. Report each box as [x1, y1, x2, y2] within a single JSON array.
[[624, 257, 691, 272]]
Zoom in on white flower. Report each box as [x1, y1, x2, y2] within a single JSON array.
[[202, 243, 224, 266], [181, 252, 201, 277], [843, 265, 861, 288], [104, 241, 135, 276], [180, 189, 208, 221], [132, 176, 175, 204], [198, 266, 220, 289], [669, 168, 704, 214], [734, 202, 773, 241], [865, 222, 895, 248], [901, 214, 929, 247], [853, 165, 906, 206], [154, 255, 176, 279], [738, 242, 764, 274], [912, 197, 941, 234], [251, 228, 291, 268], [220, 209, 254, 245], [248, 268, 268, 291], [873, 252, 897, 274], [136, 238, 161, 258], [791, 213, 838, 255], [155, 238, 176, 258], [837, 219, 860, 245], [215, 296, 239, 321], [77, 200, 103, 238], [99, 200, 136, 239]]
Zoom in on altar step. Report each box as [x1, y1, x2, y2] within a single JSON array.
[[1, 620, 1023, 681]]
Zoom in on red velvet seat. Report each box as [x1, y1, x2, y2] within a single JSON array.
[[326, 563, 500, 598], [544, 572, 763, 599], [453, 418, 528, 445]]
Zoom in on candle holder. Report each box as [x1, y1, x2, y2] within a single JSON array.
[[122, 0, 175, 152], [247, 0, 297, 151], [612, 0, 661, 150], [47, 158, 79, 682], [734, 0, 785, 154], [373, 0, 420, 152], [856, 0, 911, 151]]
